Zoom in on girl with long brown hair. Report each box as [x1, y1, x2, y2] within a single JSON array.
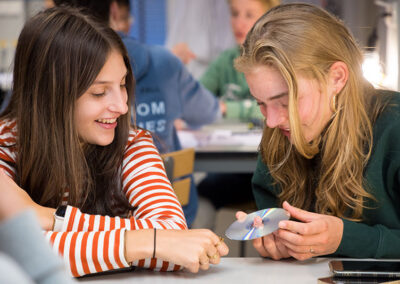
[[0, 7, 227, 277], [235, 3, 400, 260]]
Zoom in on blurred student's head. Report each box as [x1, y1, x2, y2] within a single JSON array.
[[229, 0, 280, 44], [111, 0, 133, 34], [54, 0, 132, 34], [44, 0, 55, 8]]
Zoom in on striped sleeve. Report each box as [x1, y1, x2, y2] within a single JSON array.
[[45, 205, 133, 277], [44, 228, 129, 277], [122, 130, 187, 230]]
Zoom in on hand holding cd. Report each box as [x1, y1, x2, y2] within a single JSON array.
[[225, 208, 290, 240]]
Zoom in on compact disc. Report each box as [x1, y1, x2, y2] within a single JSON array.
[[225, 208, 290, 240]]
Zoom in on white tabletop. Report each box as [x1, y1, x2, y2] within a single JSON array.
[[78, 257, 332, 283]]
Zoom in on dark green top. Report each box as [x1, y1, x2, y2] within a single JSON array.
[[252, 91, 400, 258], [200, 46, 262, 121]]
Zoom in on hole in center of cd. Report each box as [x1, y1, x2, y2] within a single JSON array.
[[252, 216, 265, 229]]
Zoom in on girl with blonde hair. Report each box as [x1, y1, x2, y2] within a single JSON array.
[[235, 3, 400, 259]]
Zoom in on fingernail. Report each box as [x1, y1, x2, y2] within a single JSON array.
[[279, 221, 286, 229]]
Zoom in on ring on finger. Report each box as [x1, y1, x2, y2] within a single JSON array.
[[215, 237, 225, 246], [208, 253, 219, 260]]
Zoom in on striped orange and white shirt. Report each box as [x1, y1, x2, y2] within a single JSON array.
[[0, 119, 187, 277]]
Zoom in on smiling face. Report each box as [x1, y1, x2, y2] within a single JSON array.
[[245, 65, 333, 143], [75, 50, 128, 146], [230, 0, 267, 45]]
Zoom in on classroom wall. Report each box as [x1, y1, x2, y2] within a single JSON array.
[[0, 0, 42, 89]]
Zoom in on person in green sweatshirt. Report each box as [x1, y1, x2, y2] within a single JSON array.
[[200, 0, 279, 122], [234, 3, 400, 259]]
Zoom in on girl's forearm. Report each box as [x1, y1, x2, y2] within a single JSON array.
[[124, 229, 154, 262]]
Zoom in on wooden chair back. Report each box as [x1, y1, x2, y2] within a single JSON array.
[[161, 148, 195, 206]]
